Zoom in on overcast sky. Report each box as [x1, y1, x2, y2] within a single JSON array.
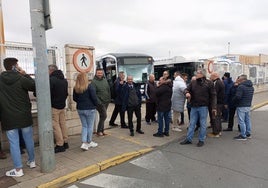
[[2, 0, 268, 59]]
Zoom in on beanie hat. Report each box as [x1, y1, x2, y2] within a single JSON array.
[[224, 72, 230, 78]]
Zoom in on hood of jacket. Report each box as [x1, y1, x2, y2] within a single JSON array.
[[50, 70, 65, 79], [0, 71, 21, 85], [241, 79, 253, 87]]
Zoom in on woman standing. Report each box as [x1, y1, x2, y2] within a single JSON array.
[[73, 73, 98, 151]]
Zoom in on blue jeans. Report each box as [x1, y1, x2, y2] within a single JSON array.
[[78, 109, 96, 143], [6, 126, 35, 169], [157, 110, 170, 134], [186, 106, 208, 142], [237, 107, 251, 137]]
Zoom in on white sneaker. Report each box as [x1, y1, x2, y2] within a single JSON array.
[[81, 143, 88, 151], [87, 141, 98, 148], [172, 127, 182, 132], [6, 169, 24, 177], [26, 161, 36, 168]]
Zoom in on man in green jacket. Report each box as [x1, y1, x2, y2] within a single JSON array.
[[0, 57, 36, 177], [91, 68, 111, 136]]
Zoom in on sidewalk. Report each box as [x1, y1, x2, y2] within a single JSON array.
[[1, 84, 268, 188]]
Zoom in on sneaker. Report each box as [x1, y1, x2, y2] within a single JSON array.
[[172, 127, 182, 132], [246, 134, 252, 139], [180, 139, 192, 145], [54, 145, 65, 153], [153, 133, 164, 137], [87, 141, 98, 148], [109, 123, 119, 127], [80, 143, 89, 151], [163, 132, 169, 136], [234, 135, 247, 141], [64, 142, 69, 149], [207, 132, 220, 138], [197, 141, 204, 147], [6, 169, 24, 177], [26, 161, 36, 168]]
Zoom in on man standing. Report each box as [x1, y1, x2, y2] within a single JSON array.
[[91, 68, 111, 136], [233, 75, 254, 140], [153, 76, 173, 137], [207, 72, 225, 138], [222, 72, 234, 122], [171, 71, 187, 132], [0, 58, 36, 177], [109, 71, 128, 128], [48, 64, 69, 153], [145, 74, 157, 125], [121, 76, 144, 136], [180, 69, 216, 147]]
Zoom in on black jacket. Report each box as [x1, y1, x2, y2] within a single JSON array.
[[185, 77, 216, 109], [49, 70, 68, 109], [73, 84, 98, 110], [155, 82, 172, 112], [0, 71, 35, 131], [233, 80, 254, 107], [213, 78, 225, 105]]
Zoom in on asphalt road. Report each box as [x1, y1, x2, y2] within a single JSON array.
[[66, 105, 268, 188]]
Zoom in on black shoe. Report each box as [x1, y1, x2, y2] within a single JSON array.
[[163, 132, 169, 136], [64, 142, 69, 149], [153, 133, 164, 137], [136, 130, 144, 134], [246, 134, 252, 139], [121, 125, 129, 129], [130, 132, 134, 136], [20, 148, 25, 154], [109, 123, 119, 127], [197, 141, 204, 147], [223, 128, 233, 131], [54, 145, 65, 153], [180, 139, 192, 145]]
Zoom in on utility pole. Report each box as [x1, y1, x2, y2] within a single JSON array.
[[227, 42, 230, 56], [0, 0, 5, 72], [29, 0, 55, 172]]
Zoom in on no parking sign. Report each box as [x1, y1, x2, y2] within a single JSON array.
[[73, 49, 93, 73]]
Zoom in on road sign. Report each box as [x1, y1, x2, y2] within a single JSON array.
[[73, 49, 93, 73]]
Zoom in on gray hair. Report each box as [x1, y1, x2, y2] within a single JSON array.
[[48, 64, 58, 71]]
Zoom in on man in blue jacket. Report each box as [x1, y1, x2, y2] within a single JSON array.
[[232, 74, 254, 140]]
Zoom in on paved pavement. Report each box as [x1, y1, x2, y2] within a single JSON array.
[[0, 84, 268, 188]]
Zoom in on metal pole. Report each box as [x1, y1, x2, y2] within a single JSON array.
[[29, 0, 55, 173], [0, 0, 5, 72]]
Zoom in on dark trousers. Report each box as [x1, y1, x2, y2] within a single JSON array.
[[96, 103, 109, 133], [127, 105, 141, 132], [228, 107, 236, 129], [180, 112, 184, 123], [210, 104, 223, 134], [109, 104, 126, 126], [145, 102, 156, 122]]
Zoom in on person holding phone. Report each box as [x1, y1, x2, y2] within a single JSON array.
[[0, 57, 36, 177]]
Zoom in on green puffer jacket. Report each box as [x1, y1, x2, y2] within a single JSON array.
[[91, 76, 111, 105], [0, 71, 35, 131]]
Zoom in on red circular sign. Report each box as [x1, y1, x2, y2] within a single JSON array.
[[73, 49, 93, 73]]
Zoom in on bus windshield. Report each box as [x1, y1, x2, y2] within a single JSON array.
[[118, 64, 153, 83]]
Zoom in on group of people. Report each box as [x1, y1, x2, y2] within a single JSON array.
[[0, 57, 255, 177]]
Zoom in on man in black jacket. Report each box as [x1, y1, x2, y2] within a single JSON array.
[[180, 69, 217, 147], [207, 72, 225, 138], [48, 64, 68, 153], [0, 57, 36, 177], [232, 74, 254, 140]]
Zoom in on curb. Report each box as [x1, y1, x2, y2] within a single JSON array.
[[37, 147, 153, 188], [251, 101, 268, 111]]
